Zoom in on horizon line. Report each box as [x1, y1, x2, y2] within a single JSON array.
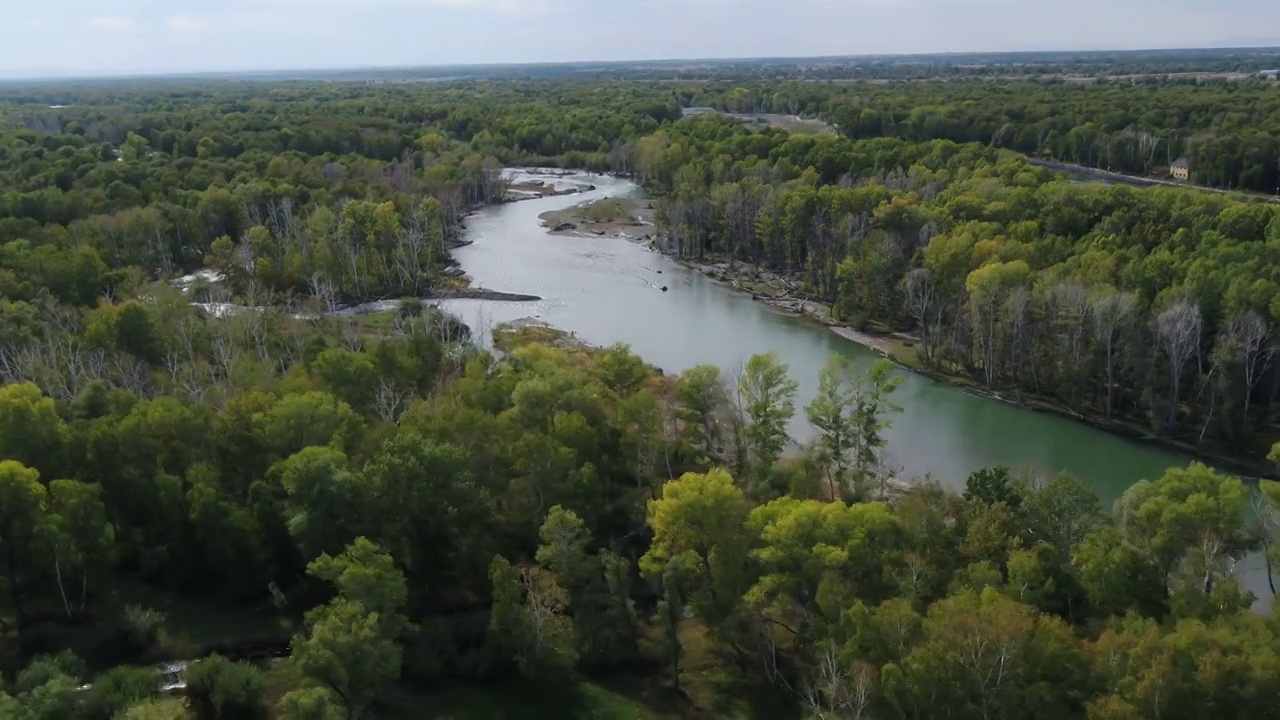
[[2, 42, 1279, 85]]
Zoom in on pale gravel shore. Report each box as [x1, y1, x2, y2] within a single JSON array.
[[676, 258, 901, 358]]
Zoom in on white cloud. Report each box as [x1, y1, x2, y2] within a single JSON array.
[[88, 16, 134, 32], [167, 14, 212, 32]]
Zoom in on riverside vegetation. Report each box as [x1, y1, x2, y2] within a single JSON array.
[[3, 57, 1280, 718], [639, 119, 1280, 469]]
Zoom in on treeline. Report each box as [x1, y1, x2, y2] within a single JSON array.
[[680, 79, 1280, 193], [3, 325, 1278, 718], [0, 80, 686, 305], [640, 115, 1280, 458], [0, 88, 523, 305]]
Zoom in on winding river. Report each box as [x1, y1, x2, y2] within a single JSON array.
[[441, 170, 1271, 602]]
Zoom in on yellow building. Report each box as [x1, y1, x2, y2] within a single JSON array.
[[1171, 157, 1190, 182]]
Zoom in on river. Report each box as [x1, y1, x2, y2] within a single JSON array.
[[440, 170, 1271, 603]]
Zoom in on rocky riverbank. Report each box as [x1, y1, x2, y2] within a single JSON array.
[[676, 259, 904, 357], [505, 181, 595, 203]]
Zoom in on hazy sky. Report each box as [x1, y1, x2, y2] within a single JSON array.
[[2, 0, 1278, 77]]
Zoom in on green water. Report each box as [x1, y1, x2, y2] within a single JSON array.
[[440, 170, 1270, 602], [444, 173, 1183, 499]]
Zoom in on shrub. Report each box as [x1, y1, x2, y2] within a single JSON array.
[[276, 687, 345, 720], [396, 297, 425, 318], [121, 605, 166, 651], [11, 650, 85, 719], [185, 654, 267, 719], [82, 666, 158, 720], [14, 650, 85, 692]]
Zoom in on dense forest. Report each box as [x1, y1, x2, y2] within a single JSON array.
[[642, 117, 1280, 462], [675, 79, 1280, 193], [2, 60, 1280, 718]]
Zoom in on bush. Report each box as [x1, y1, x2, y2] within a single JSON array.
[[121, 605, 166, 652], [396, 297, 425, 318], [14, 650, 85, 692], [11, 650, 85, 719], [185, 654, 267, 719], [276, 687, 344, 720], [82, 666, 158, 720]]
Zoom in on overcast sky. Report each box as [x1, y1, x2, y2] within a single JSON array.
[[2, 0, 1278, 77]]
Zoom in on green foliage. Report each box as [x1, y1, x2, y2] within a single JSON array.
[[640, 469, 751, 624], [290, 598, 402, 720], [358, 432, 493, 601], [1115, 463, 1257, 618], [278, 446, 366, 563], [286, 537, 409, 718], [306, 537, 409, 636], [0, 460, 49, 630], [276, 688, 345, 720], [534, 506, 639, 667], [5, 651, 84, 720], [0, 383, 65, 477], [487, 555, 580, 683], [651, 109, 1280, 455], [656, 562, 686, 691], [3, 73, 1280, 720], [120, 605, 166, 652], [81, 666, 159, 720], [185, 654, 266, 719], [748, 498, 904, 620], [47, 479, 114, 620], [1091, 613, 1280, 720], [805, 357, 901, 500], [673, 364, 728, 459], [893, 587, 1087, 719], [736, 352, 799, 497]]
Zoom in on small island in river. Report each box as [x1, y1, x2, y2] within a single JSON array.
[[539, 196, 655, 239]]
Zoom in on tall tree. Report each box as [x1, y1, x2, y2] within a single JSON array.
[[806, 357, 901, 500], [736, 352, 799, 497], [289, 538, 408, 719], [1114, 463, 1256, 618], [0, 383, 66, 479], [674, 365, 729, 459], [1089, 291, 1137, 422], [640, 469, 751, 626], [486, 555, 579, 682], [1155, 298, 1203, 432], [0, 460, 48, 632], [46, 479, 114, 621]]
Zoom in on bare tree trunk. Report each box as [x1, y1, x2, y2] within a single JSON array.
[[1157, 299, 1203, 432], [54, 555, 72, 621]]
